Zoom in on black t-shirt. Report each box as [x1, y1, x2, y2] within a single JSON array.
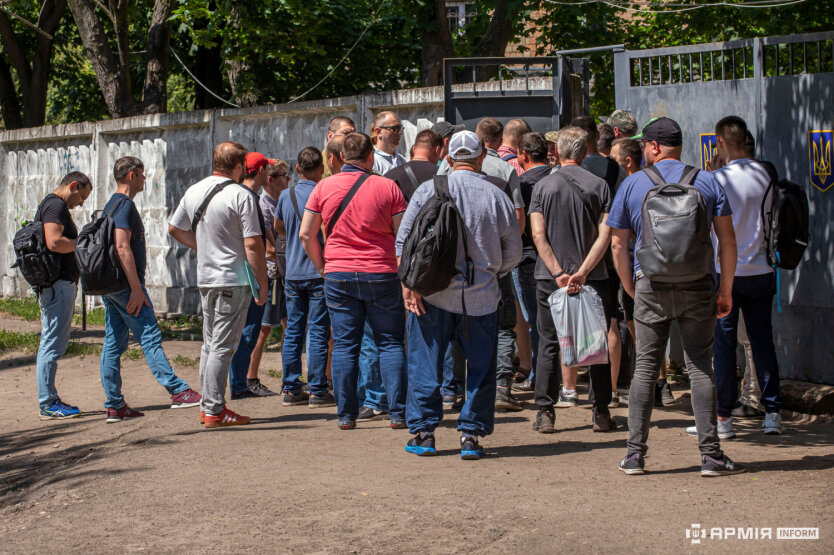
[[36, 194, 79, 283], [103, 193, 147, 285], [384, 160, 439, 202], [528, 165, 611, 281], [519, 164, 551, 263]]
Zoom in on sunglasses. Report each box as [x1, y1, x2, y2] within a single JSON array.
[[377, 125, 403, 133]]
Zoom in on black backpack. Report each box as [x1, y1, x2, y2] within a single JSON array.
[[74, 198, 130, 295], [636, 165, 714, 283], [398, 175, 474, 325], [10, 204, 61, 292], [761, 175, 809, 271]]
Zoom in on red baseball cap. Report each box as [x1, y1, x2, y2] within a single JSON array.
[[245, 152, 276, 172]]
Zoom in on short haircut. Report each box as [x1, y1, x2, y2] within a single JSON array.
[[519, 132, 548, 163], [557, 126, 589, 161], [503, 119, 532, 143], [597, 123, 615, 152], [60, 171, 91, 190], [328, 116, 355, 134], [476, 117, 504, 145], [297, 146, 324, 174], [715, 115, 748, 148], [612, 138, 642, 168], [264, 159, 290, 177], [373, 110, 399, 129], [341, 132, 374, 162], [744, 130, 756, 158], [325, 136, 344, 159], [213, 141, 248, 173], [414, 129, 443, 150], [113, 156, 144, 182], [569, 115, 598, 140]]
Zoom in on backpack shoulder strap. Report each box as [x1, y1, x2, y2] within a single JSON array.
[[643, 164, 667, 188], [501, 153, 517, 162], [192, 179, 235, 230], [432, 173, 450, 198], [105, 197, 131, 219], [678, 165, 699, 186], [326, 171, 371, 238], [403, 163, 420, 194], [289, 185, 302, 221], [554, 171, 595, 224]]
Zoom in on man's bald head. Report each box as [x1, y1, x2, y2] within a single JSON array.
[[213, 141, 247, 175], [502, 119, 532, 149]]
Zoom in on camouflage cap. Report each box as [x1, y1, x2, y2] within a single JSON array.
[[544, 131, 559, 143], [602, 110, 638, 135]]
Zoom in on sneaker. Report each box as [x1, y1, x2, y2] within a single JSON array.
[[495, 385, 524, 412], [405, 434, 436, 456], [337, 420, 356, 430], [356, 406, 386, 421], [762, 412, 782, 435], [593, 410, 617, 432], [282, 389, 308, 406], [308, 391, 337, 408], [106, 404, 144, 423], [204, 407, 251, 428], [199, 411, 205, 424], [533, 407, 556, 434], [555, 388, 577, 408], [389, 419, 407, 429], [701, 454, 745, 477], [442, 394, 457, 407], [171, 388, 202, 409], [608, 391, 620, 408], [247, 379, 277, 397], [451, 396, 465, 411], [460, 435, 485, 460], [39, 400, 81, 420], [513, 378, 534, 392], [619, 452, 646, 475], [231, 389, 258, 400], [731, 403, 765, 419], [686, 418, 736, 439], [655, 380, 675, 406]]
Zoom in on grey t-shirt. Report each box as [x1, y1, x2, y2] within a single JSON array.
[[528, 164, 612, 281], [259, 191, 285, 279]]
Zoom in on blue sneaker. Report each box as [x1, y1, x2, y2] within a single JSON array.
[[405, 434, 436, 456], [39, 400, 81, 420], [460, 435, 484, 460]]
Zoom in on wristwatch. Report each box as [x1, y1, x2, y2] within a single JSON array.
[[552, 270, 564, 280]]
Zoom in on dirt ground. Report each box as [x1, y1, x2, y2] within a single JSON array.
[[0, 316, 832, 554]]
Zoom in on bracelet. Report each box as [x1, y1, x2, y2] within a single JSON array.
[[552, 270, 564, 280]]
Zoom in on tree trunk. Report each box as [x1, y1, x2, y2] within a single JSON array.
[[194, 43, 224, 109], [225, 5, 259, 107], [420, 0, 455, 87], [0, 56, 23, 129], [140, 0, 174, 114], [472, 0, 525, 82]]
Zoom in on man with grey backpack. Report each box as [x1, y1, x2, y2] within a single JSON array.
[[607, 117, 745, 477]]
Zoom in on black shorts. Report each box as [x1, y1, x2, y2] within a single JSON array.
[[618, 279, 634, 322], [605, 274, 622, 322]]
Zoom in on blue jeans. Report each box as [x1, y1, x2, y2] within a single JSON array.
[[229, 297, 265, 394], [324, 272, 406, 422], [512, 261, 539, 379], [36, 280, 77, 409], [101, 286, 189, 409], [282, 278, 330, 396], [357, 320, 387, 410], [406, 303, 498, 436], [714, 272, 781, 416], [441, 339, 465, 397]]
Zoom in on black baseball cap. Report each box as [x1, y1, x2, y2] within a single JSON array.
[[431, 121, 465, 139], [631, 117, 682, 146]]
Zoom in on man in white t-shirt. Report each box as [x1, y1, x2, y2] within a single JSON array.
[[168, 141, 268, 429], [372, 111, 406, 174]]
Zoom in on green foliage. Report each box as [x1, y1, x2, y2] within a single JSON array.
[[0, 329, 41, 353], [123, 347, 144, 360], [65, 342, 102, 358], [46, 42, 110, 125], [73, 307, 106, 326], [0, 297, 41, 321], [172, 354, 199, 368]]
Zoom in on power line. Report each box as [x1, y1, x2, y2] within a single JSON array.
[[169, 46, 240, 109], [541, 0, 806, 13], [287, 0, 388, 104]]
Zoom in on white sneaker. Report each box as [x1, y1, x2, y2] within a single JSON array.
[[686, 418, 735, 439], [762, 412, 782, 435], [555, 388, 578, 408]]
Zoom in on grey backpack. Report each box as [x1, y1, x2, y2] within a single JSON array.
[[636, 165, 713, 283]]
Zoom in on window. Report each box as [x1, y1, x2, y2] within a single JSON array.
[[446, 2, 476, 33]]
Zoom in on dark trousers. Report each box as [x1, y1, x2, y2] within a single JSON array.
[[229, 297, 265, 395], [714, 272, 781, 416], [534, 278, 613, 413], [496, 274, 517, 384]]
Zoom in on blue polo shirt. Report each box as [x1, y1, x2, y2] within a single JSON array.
[[276, 179, 323, 281], [606, 159, 732, 274]]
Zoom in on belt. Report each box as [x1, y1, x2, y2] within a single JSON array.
[[634, 269, 645, 282]]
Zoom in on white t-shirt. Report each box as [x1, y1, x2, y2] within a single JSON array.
[[711, 158, 773, 276], [170, 175, 263, 287], [373, 148, 406, 174]]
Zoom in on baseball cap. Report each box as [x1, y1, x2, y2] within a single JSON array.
[[431, 121, 465, 139], [245, 152, 276, 172], [601, 110, 637, 134], [630, 117, 683, 146], [448, 130, 483, 160], [544, 131, 559, 144]]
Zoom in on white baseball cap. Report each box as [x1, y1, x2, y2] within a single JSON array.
[[448, 130, 484, 161]]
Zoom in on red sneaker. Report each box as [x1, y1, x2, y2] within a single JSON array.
[[200, 412, 205, 424], [204, 408, 251, 428], [171, 388, 202, 409], [106, 404, 145, 423]]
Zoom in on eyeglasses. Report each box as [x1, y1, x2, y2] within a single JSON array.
[[377, 125, 403, 134]]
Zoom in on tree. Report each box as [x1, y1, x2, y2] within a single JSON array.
[[67, 0, 174, 118], [0, 1, 67, 129]]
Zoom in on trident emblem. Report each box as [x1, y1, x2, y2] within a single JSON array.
[[809, 130, 833, 192]]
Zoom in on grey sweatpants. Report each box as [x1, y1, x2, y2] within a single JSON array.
[[627, 276, 723, 458], [199, 286, 251, 415]]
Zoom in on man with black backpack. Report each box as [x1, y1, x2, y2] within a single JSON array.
[[33, 171, 92, 419], [607, 117, 745, 477], [99, 157, 202, 422], [396, 130, 522, 460]]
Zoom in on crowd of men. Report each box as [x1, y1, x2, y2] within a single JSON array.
[[32, 108, 784, 475]]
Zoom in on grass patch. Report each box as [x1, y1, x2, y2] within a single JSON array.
[[122, 347, 143, 361], [172, 354, 198, 368], [73, 307, 105, 326], [267, 369, 282, 380], [158, 315, 203, 335], [0, 329, 41, 352], [65, 342, 101, 358], [0, 297, 41, 321]]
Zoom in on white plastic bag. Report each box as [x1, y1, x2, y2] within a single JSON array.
[[548, 286, 609, 367]]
